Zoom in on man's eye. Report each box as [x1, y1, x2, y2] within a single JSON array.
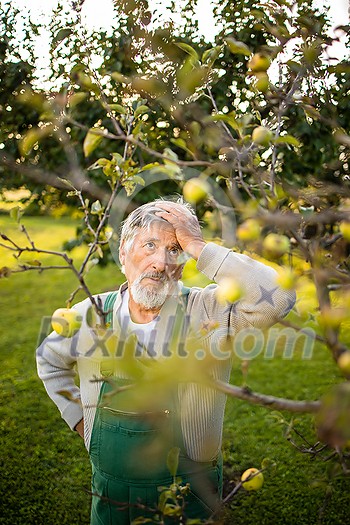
[[169, 247, 180, 257], [145, 242, 155, 249]]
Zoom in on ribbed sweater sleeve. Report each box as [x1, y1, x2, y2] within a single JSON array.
[[195, 242, 296, 331], [36, 294, 109, 433]]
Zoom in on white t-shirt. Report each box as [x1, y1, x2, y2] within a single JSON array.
[[118, 288, 160, 358]]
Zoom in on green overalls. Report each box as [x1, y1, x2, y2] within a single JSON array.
[[89, 290, 223, 524]]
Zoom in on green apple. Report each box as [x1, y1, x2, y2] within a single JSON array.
[[252, 126, 273, 147], [339, 221, 350, 242], [248, 53, 271, 72], [236, 219, 261, 242], [216, 277, 244, 304], [241, 468, 264, 491], [318, 307, 347, 329], [338, 352, 350, 374], [51, 308, 82, 338], [183, 178, 210, 204], [254, 72, 269, 92], [263, 233, 290, 259], [275, 267, 297, 290], [203, 210, 220, 232]]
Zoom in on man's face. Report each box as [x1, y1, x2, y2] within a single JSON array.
[[119, 221, 183, 308]]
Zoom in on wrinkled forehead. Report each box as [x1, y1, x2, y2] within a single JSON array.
[[134, 219, 177, 243]]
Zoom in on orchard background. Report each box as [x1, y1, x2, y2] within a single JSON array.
[[1, 0, 350, 523]]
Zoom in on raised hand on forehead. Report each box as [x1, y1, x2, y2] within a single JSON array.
[[155, 202, 206, 260]]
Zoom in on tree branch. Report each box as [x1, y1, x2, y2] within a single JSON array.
[[213, 380, 320, 413]]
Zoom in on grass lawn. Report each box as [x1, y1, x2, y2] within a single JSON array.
[[0, 215, 349, 525]]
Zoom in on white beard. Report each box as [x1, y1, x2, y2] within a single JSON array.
[[130, 274, 171, 310]]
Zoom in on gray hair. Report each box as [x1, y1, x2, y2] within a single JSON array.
[[120, 197, 195, 251]]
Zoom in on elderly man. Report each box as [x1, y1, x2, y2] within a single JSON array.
[[37, 198, 295, 524]]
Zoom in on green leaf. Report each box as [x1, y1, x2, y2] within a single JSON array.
[[158, 490, 173, 513], [52, 28, 72, 49], [91, 200, 102, 214], [261, 457, 276, 471], [302, 105, 320, 120], [88, 158, 110, 170], [163, 503, 182, 517], [76, 72, 98, 93], [202, 46, 222, 65], [155, 165, 182, 179], [139, 162, 160, 172], [132, 175, 145, 186], [134, 105, 149, 118], [130, 517, 154, 524], [163, 148, 179, 162], [23, 259, 42, 267], [83, 128, 104, 157], [170, 138, 193, 156], [19, 128, 41, 156], [68, 92, 88, 109], [225, 37, 251, 56], [175, 42, 199, 59], [111, 152, 124, 165], [122, 179, 137, 197], [57, 390, 81, 403], [111, 72, 130, 84], [95, 245, 104, 258], [328, 63, 350, 74], [86, 305, 98, 328], [177, 63, 206, 97], [166, 447, 180, 477], [286, 60, 302, 73], [333, 129, 350, 146], [109, 104, 126, 114], [83, 257, 99, 275], [0, 266, 11, 278], [10, 206, 23, 223], [274, 135, 301, 147], [206, 113, 239, 131]]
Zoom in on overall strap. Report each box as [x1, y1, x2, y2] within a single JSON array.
[[104, 291, 118, 327]]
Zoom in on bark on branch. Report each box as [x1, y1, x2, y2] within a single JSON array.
[[214, 380, 321, 413]]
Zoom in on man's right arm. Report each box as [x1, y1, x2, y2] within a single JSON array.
[[36, 296, 101, 433], [36, 328, 84, 431]]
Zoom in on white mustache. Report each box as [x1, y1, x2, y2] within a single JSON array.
[[139, 272, 168, 283]]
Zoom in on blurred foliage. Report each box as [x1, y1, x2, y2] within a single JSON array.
[[1, 0, 350, 518], [0, 0, 349, 317]]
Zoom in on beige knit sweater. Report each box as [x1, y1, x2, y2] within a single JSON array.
[[36, 242, 295, 461]]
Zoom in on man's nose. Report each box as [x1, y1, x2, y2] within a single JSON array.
[[151, 250, 172, 272]]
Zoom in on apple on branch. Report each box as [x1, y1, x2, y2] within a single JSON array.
[[338, 351, 350, 375], [263, 233, 290, 259], [247, 53, 271, 72], [51, 308, 82, 338], [275, 267, 298, 290], [183, 177, 210, 204], [252, 126, 273, 147], [216, 277, 244, 304], [339, 221, 350, 242], [253, 72, 269, 92], [236, 219, 261, 242]]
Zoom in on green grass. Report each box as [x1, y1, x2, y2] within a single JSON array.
[[0, 215, 349, 525]]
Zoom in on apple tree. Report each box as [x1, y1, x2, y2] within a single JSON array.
[[1, 0, 350, 518]]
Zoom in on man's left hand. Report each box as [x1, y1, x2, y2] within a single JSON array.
[[155, 202, 206, 260]]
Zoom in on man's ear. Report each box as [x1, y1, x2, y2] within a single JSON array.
[[119, 242, 126, 266]]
